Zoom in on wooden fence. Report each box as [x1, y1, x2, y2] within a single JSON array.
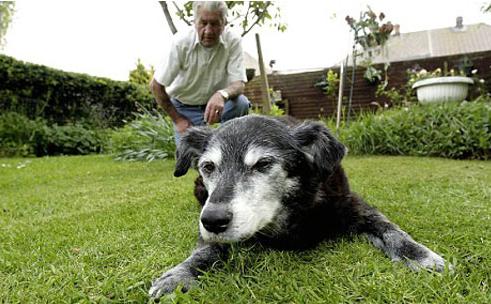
[[244, 51, 491, 119]]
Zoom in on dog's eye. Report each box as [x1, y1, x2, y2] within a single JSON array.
[[200, 162, 216, 175], [251, 158, 274, 173]]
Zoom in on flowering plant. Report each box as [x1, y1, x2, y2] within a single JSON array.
[[409, 67, 466, 82], [345, 7, 394, 86], [345, 7, 393, 50], [406, 65, 476, 90]]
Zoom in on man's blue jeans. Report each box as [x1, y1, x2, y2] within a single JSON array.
[[171, 95, 250, 145]]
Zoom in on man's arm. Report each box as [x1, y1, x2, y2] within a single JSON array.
[[150, 79, 191, 134], [222, 80, 245, 99], [204, 80, 245, 124]]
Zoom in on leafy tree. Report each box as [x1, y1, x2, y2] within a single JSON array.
[[128, 59, 155, 86], [0, 1, 15, 48], [158, 1, 286, 36]]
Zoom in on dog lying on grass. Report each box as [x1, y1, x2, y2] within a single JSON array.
[[149, 115, 446, 299]]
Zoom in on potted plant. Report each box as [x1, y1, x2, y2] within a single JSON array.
[[411, 67, 474, 104]]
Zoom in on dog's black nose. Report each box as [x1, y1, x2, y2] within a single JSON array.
[[201, 205, 233, 234]]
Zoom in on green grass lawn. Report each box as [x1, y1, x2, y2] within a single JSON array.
[[1, 155, 490, 303]]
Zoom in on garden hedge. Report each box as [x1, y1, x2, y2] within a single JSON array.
[[0, 54, 154, 128]]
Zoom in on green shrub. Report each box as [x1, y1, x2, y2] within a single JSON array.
[[109, 106, 175, 161], [0, 112, 47, 156], [0, 112, 108, 157], [40, 124, 108, 156], [251, 103, 285, 116], [333, 100, 491, 160]]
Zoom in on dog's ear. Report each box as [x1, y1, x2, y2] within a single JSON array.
[[291, 121, 346, 177], [174, 126, 213, 177]]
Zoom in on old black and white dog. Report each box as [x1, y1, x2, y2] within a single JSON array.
[[149, 115, 446, 298]]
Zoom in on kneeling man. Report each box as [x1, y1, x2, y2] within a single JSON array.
[[150, 1, 250, 144]]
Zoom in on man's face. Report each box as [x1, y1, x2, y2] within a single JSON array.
[[195, 8, 225, 48]]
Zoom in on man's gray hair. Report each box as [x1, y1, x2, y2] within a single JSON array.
[[193, 1, 228, 24]]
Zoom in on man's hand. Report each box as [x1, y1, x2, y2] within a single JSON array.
[[204, 92, 225, 124], [175, 116, 192, 134]]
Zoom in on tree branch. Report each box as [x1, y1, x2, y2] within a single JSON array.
[[241, 2, 272, 37], [172, 1, 192, 26], [159, 1, 178, 35]]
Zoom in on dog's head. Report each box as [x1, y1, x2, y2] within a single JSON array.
[[174, 115, 346, 243]]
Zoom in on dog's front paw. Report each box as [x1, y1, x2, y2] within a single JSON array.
[[406, 248, 447, 272], [418, 250, 447, 272], [148, 264, 196, 299]]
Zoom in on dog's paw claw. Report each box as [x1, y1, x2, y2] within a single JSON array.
[[421, 252, 446, 272], [406, 250, 448, 272], [148, 265, 196, 299]]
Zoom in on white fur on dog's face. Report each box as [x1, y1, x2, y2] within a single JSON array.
[[198, 145, 222, 194], [198, 144, 298, 243]]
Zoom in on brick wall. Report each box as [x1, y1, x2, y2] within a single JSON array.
[[244, 51, 491, 119]]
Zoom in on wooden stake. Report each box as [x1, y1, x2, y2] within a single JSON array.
[[255, 33, 271, 113], [336, 56, 348, 131]]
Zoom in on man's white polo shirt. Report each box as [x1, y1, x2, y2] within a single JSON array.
[[154, 27, 247, 106]]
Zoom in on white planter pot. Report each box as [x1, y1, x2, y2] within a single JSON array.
[[412, 76, 474, 104]]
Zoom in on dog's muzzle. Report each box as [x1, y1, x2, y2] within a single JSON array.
[[201, 204, 233, 234]]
